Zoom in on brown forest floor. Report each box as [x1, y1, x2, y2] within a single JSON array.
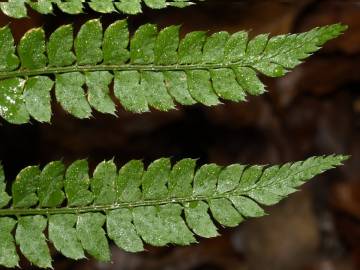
[[0, 0, 360, 270]]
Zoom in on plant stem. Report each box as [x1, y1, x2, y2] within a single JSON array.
[[0, 193, 242, 216], [0, 63, 247, 80]]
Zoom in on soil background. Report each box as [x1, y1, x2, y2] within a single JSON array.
[[0, 0, 360, 269]]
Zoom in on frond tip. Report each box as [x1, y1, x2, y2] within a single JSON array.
[[0, 0, 201, 18], [0, 20, 347, 124], [0, 155, 348, 268]]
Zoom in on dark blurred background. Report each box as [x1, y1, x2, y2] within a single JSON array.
[[0, 0, 360, 269]]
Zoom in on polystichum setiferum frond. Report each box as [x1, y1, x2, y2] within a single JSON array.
[[0, 19, 347, 124], [0, 0, 200, 18], [0, 155, 347, 268]]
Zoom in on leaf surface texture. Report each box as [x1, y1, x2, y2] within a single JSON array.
[[0, 0, 199, 18], [0, 20, 347, 124], [0, 155, 348, 268]]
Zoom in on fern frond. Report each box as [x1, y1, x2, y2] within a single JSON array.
[[0, 20, 347, 124], [0, 155, 348, 268], [0, 0, 200, 18]]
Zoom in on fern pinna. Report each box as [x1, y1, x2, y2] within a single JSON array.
[[0, 19, 346, 124], [0, 155, 347, 268], [0, 0, 199, 18]]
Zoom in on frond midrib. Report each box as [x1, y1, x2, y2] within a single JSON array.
[[0, 158, 338, 217], [0, 192, 248, 217], [0, 61, 254, 80], [0, 25, 326, 81]]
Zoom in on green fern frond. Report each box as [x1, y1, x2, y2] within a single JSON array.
[[0, 19, 347, 124], [0, 155, 347, 268], [0, 0, 200, 18]]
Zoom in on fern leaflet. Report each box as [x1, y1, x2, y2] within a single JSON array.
[[0, 19, 347, 124], [0, 155, 347, 268], [0, 0, 200, 18]]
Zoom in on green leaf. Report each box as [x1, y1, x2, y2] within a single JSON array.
[[209, 198, 243, 227], [103, 20, 130, 65], [234, 67, 266, 96], [88, 0, 116, 13], [0, 164, 11, 208], [23, 76, 54, 123], [47, 24, 76, 67], [230, 196, 265, 218], [64, 160, 94, 207], [16, 216, 51, 269], [57, 0, 84, 14], [211, 68, 246, 102], [0, 0, 27, 19], [116, 160, 144, 202], [0, 0, 199, 18], [12, 166, 41, 208], [133, 204, 196, 246], [144, 0, 167, 9], [107, 209, 144, 252], [224, 31, 248, 62], [142, 158, 170, 200], [163, 71, 196, 105], [114, 71, 149, 113], [237, 165, 264, 192], [184, 201, 219, 238], [141, 71, 175, 111], [28, 0, 54, 14], [193, 164, 221, 196], [186, 70, 221, 106], [246, 34, 269, 58], [91, 160, 117, 205], [154, 25, 180, 65], [132, 206, 168, 246], [85, 71, 115, 115], [158, 204, 196, 245], [0, 20, 347, 124], [217, 164, 244, 193], [114, 0, 142, 14], [18, 28, 46, 70], [0, 78, 28, 124], [168, 158, 196, 197], [0, 155, 348, 268], [48, 214, 85, 260], [0, 26, 19, 72], [169, 0, 195, 8], [38, 161, 65, 208], [130, 24, 157, 64], [55, 72, 91, 119], [75, 19, 103, 65], [77, 213, 110, 262], [0, 218, 18, 268], [179, 31, 206, 64], [202, 31, 230, 63]]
